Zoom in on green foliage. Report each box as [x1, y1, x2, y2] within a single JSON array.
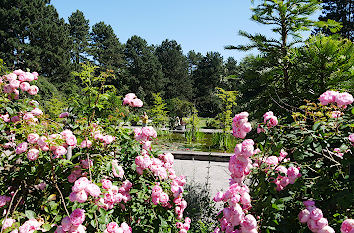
[[290, 34, 354, 98], [150, 93, 169, 127], [215, 87, 238, 132], [317, 0, 353, 40]]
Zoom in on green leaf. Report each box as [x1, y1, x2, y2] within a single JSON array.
[[25, 210, 36, 219], [313, 122, 321, 131], [42, 223, 52, 231]]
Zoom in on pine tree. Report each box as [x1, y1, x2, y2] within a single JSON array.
[[90, 22, 124, 70], [68, 10, 90, 67], [226, 0, 321, 87], [123, 35, 165, 103], [155, 40, 193, 100], [318, 0, 354, 40]]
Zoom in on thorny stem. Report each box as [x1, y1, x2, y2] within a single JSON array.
[[1, 188, 20, 233]]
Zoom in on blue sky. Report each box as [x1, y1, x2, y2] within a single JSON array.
[[52, 0, 318, 62]]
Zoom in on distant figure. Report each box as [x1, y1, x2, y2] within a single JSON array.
[[142, 112, 148, 127], [175, 116, 181, 128]]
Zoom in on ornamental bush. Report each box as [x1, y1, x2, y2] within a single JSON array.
[[0, 68, 191, 233], [213, 91, 353, 232]]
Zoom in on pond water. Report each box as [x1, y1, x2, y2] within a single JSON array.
[[152, 131, 237, 153]]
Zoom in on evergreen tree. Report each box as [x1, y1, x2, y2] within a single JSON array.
[[27, 4, 72, 83], [318, 0, 354, 40], [90, 22, 124, 70], [226, 0, 321, 88], [0, 0, 72, 84], [155, 40, 193, 100], [123, 35, 165, 103], [68, 10, 90, 67], [187, 50, 203, 75], [193, 52, 224, 117]]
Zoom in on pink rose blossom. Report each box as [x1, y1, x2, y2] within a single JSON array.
[[61, 216, 72, 231], [27, 148, 39, 161], [27, 85, 39, 95], [341, 219, 354, 233], [75, 190, 88, 203], [31, 108, 43, 116], [85, 183, 101, 197], [70, 209, 85, 226], [310, 208, 323, 220], [335, 92, 353, 107], [2, 218, 16, 230], [318, 226, 335, 233], [299, 209, 310, 223], [72, 177, 90, 192], [20, 81, 30, 92], [23, 113, 34, 121], [66, 134, 77, 146], [80, 140, 92, 148], [59, 112, 69, 118], [27, 133, 39, 144], [319, 91, 339, 105], [16, 142, 28, 154], [101, 179, 113, 190]]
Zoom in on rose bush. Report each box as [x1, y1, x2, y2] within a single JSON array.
[[0, 67, 190, 232], [213, 90, 353, 232]]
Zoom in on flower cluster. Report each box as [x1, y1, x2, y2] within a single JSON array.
[[263, 111, 278, 128], [1, 69, 39, 99], [151, 183, 170, 207], [232, 112, 252, 139], [214, 137, 258, 232], [69, 177, 101, 203], [134, 127, 157, 142], [213, 183, 257, 233], [229, 139, 255, 184], [104, 222, 132, 233], [122, 93, 143, 107], [96, 179, 132, 210], [255, 149, 301, 191], [55, 209, 86, 233], [176, 217, 191, 233], [319, 90, 353, 107], [298, 201, 334, 233]]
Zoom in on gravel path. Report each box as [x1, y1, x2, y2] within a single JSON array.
[[173, 159, 230, 198]]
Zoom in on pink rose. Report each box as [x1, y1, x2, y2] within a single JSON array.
[[122, 93, 136, 105], [80, 139, 92, 148], [72, 177, 90, 192], [159, 192, 169, 204], [70, 209, 85, 226], [310, 208, 323, 220], [0, 114, 10, 122], [27, 133, 39, 144], [335, 92, 353, 107], [299, 209, 310, 223], [75, 190, 88, 203], [318, 226, 335, 233], [16, 142, 28, 154], [6, 73, 17, 81], [341, 219, 354, 233], [27, 148, 39, 161], [68, 174, 78, 183], [263, 111, 274, 123], [101, 179, 112, 189], [23, 113, 34, 121], [131, 98, 143, 107], [265, 156, 278, 166], [27, 85, 39, 95], [66, 134, 77, 146], [2, 218, 16, 230], [61, 216, 72, 231], [59, 112, 69, 118], [106, 222, 119, 233], [80, 159, 93, 169], [319, 90, 339, 105], [53, 146, 67, 158], [31, 108, 43, 116], [85, 183, 101, 197], [241, 214, 257, 230], [9, 80, 20, 89]]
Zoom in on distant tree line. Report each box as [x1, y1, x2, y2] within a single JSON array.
[[0, 0, 352, 118]]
